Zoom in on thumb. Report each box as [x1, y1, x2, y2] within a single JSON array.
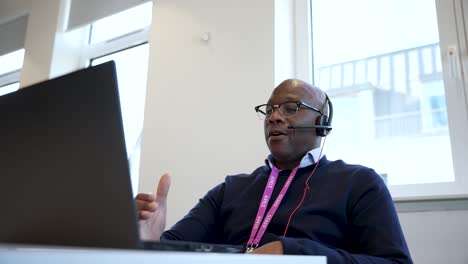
[[156, 173, 171, 202]]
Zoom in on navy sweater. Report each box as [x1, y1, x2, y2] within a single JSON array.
[[162, 156, 412, 263]]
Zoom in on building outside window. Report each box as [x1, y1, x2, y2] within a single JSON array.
[[310, 0, 467, 198]]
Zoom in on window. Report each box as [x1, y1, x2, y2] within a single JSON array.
[[83, 2, 152, 194], [310, 0, 468, 198], [0, 49, 25, 96], [0, 83, 20, 96], [0, 49, 24, 76], [89, 2, 152, 45]]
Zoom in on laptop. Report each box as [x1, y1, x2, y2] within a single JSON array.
[[0, 61, 243, 253]]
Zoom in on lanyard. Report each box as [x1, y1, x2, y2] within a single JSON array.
[[245, 165, 299, 253]]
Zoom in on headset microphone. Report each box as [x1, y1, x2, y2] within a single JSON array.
[[288, 125, 332, 130]]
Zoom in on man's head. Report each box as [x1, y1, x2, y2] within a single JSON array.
[[260, 79, 328, 170]]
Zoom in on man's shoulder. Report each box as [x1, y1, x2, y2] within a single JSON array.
[[225, 165, 269, 180], [219, 165, 270, 198], [223, 165, 271, 187], [325, 158, 383, 182], [328, 159, 373, 170], [324, 159, 390, 200]]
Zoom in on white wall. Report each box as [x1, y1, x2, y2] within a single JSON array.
[[399, 210, 468, 263], [139, 0, 277, 226]]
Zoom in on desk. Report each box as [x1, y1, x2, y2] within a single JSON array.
[[0, 244, 326, 264]]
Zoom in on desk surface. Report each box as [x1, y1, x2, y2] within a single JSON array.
[[0, 244, 326, 264]]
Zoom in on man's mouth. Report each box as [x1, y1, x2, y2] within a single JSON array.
[[268, 130, 288, 139]]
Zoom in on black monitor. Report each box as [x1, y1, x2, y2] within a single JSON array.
[[0, 61, 140, 249]]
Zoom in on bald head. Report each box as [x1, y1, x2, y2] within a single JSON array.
[[272, 79, 327, 114]]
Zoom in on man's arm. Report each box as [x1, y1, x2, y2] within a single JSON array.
[[161, 182, 225, 243]]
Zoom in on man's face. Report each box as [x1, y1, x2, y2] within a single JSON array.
[[264, 81, 323, 168]]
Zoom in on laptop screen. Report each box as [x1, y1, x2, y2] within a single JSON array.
[[0, 61, 141, 249]]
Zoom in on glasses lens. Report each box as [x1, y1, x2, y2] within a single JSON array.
[[279, 102, 298, 118]]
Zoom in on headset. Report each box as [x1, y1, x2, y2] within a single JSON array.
[[288, 93, 333, 137], [316, 94, 333, 137]]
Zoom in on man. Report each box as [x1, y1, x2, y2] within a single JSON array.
[[136, 79, 413, 263]]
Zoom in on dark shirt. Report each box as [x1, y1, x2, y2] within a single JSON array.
[[161, 156, 412, 263]]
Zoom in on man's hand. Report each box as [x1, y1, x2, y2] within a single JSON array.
[[251, 241, 284, 254], [135, 173, 171, 240]]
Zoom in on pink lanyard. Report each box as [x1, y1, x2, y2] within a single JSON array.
[[245, 165, 299, 253]]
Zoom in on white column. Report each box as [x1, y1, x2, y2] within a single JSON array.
[[140, 0, 279, 226], [19, 0, 87, 88]]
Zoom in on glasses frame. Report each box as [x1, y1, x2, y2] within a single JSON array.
[[254, 101, 324, 119]]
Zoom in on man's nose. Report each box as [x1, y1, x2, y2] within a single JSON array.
[[268, 107, 284, 123]]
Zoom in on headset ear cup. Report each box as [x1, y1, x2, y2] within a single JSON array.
[[316, 116, 326, 137], [323, 115, 330, 134]]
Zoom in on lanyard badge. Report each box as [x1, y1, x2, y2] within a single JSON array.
[[245, 165, 299, 253]]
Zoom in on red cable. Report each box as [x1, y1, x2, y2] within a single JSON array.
[[282, 131, 329, 237]]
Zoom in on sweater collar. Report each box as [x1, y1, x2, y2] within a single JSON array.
[[265, 148, 324, 171]]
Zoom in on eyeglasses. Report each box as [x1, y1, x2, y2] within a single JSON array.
[[254, 101, 324, 120]]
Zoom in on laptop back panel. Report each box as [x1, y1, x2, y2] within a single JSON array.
[[0, 62, 245, 253], [0, 61, 140, 249]]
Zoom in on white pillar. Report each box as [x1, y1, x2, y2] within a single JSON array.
[[20, 0, 87, 88], [140, 0, 279, 226]]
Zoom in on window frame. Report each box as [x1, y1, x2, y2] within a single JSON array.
[[0, 70, 21, 88], [0, 49, 24, 95], [80, 27, 150, 68], [298, 0, 468, 200]]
